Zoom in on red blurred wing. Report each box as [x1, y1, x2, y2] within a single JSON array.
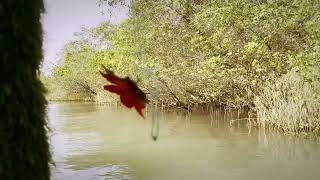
[[104, 85, 122, 95], [120, 94, 135, 108], [100, 72, 127, 87], [100, 65, 147, 118], [134, 101, 145, 118]]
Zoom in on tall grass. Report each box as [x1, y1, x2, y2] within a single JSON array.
[[254, 71, 320, 135]]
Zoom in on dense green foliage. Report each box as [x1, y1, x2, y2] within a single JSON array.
[[47, 0, 320, 133], [0, 0, 51, 179]]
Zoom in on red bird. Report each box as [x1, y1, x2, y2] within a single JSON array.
[[100, 65, 148, 118]]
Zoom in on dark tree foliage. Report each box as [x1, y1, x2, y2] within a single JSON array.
[[0, 0, 51, 179]]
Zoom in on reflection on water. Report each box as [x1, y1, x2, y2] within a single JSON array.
[[49, 103, 320, 180]]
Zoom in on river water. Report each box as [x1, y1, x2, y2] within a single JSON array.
[[49, 103, 320, 180]]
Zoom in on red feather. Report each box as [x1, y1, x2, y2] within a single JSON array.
[[100, 65, 147, 118]]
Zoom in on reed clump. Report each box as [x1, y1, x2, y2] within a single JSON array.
[[255, 71, 320, 135]]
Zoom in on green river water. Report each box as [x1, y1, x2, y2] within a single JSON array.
[[49, 103, 320, 180]]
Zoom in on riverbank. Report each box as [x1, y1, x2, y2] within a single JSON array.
[[46, 76, 320, 138]]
